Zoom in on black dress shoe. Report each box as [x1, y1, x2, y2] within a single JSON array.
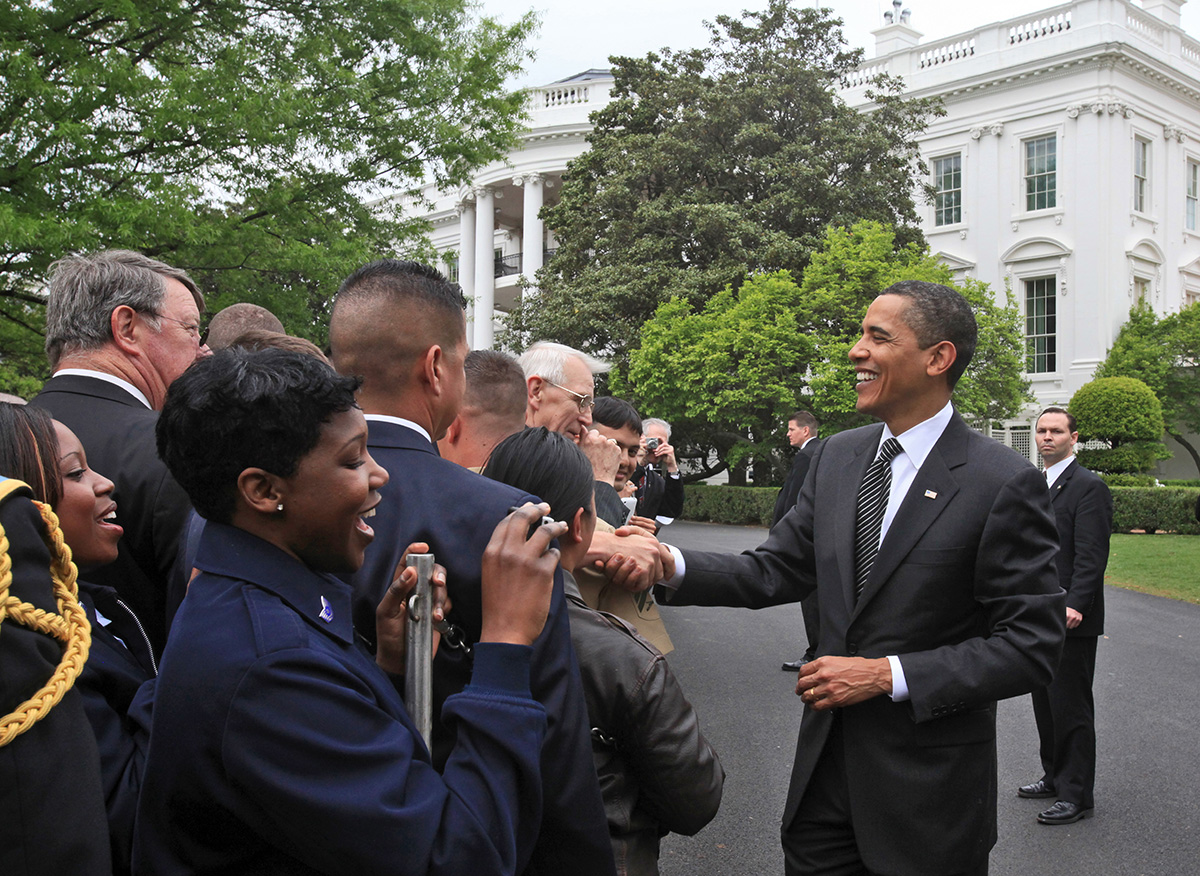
[[1037, 801, 1094, 825], [781, 658, 810, 672], [1017, 779, 1056, 799]]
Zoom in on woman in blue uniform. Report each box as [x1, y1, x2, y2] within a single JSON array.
[[133, 348, 563, 876]]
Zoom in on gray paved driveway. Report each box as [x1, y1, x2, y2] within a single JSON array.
[[655, 521, 1200, 876]]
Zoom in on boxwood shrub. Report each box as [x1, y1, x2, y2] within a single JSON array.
[[1110, 487, 1200, 534], [680, 485, 778, 527], [679, 485, 1200, 535]]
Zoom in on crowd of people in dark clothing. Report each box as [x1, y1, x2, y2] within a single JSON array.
[[0, 250, 722, 876], [2, 249, 1084, 876]]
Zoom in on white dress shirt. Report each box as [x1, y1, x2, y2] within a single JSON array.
[[53, 368, 152, 409], [364, 413, 432, 445], [1043, 455, 1075, 489]]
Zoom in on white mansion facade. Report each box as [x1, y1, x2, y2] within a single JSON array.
[[401, 0, 1200, 475]]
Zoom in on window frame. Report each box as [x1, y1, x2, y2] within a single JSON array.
[[1187, 158, 1198, 232], [1133, 137, 1150, 214], [932, 152, 963, 227], [1023, 275, 1058, 375], [1023, 134, 1058, 213]]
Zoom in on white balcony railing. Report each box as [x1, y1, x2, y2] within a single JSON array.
[[1008, 11, 1072, 44], [842, 0, 1197, 95]]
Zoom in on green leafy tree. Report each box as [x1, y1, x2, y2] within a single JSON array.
[[0, 0, 535, 390], [1096, 301, 1200, 473], [502, 0, 940, 368], [623, 221, 1031, 483], [1070, 376, 1169, 473]]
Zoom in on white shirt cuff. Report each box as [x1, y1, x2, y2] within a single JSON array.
[[887, 655, 909, 702], [661, 545, 686, 589]]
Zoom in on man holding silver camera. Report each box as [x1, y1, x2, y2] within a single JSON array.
[[633, 417, 684, 530]]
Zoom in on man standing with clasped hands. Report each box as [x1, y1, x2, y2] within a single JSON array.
[[654, 281, 1066, 876]]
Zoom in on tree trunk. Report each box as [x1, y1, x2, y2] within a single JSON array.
[[1169, 429, 1200, 477]]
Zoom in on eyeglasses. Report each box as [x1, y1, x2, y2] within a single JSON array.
[[545, 380, 595, 413], [152, 312, 203, 342]]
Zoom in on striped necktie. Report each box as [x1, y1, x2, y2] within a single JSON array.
[[854, 437, 903, 603]]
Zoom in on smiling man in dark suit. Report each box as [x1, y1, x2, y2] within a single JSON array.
[[30, 250, 209, 654], [1018, 406, 1112, 825], [329, 260, 614, 876], [655, 281, 1065, 876]]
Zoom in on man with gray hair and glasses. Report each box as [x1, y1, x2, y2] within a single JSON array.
[[518, 341, 675, 602], [31, 249, 210, 655]]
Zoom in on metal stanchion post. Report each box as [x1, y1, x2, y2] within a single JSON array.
[[404, 553, 435, 750]]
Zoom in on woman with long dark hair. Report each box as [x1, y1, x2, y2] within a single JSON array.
[[484, 427, 725, 876]]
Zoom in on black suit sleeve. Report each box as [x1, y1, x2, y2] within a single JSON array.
[[658, 473, 684, 519], [594, 482, 628, 528], [1065, 476, 1112, 616]]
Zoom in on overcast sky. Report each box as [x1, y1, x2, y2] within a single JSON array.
[[477, 0, 1200, 88]]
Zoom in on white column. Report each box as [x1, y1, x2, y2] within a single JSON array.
[[515, 173, 546, 288], [457, 197, 476, 346], [473, 186, 496, 350]]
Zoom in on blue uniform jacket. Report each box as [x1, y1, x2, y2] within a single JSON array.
[[133, 522, 547, 875], [347, 420, 614, 876]]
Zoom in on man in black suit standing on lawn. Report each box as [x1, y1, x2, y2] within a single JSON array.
[[1018, 406, 1112, 825], [31, 250, 209, 655], [652, 280, 1065, 876], [776, 409, 823, 672]]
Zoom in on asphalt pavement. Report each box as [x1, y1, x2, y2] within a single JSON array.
[[654, 521, 1200, 876]]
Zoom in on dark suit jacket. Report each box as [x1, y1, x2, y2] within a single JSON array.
[[0, 480, 112, 875], [660, 413, 1065, 876], [772, 438, 822, 527], [30, 374, 192, 655], [345, 421, 615, 876], [1049, 461, 1112, 638], [77, 581, 157, 876]]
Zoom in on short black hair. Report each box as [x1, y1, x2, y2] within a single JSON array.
[[881, 281, 978, 388], [483, 427, 594, 525], [592, 396, 642, 435], [329, 259, 467, 384], [1038, 406, 1077, 433], [336, 259, 466, 315], [156, 348, 361, 523], [789, 410, 818, 432]]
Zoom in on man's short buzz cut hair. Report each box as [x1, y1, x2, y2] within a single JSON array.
[[44, 249, 204, 368], [328, 259, 467, 383], [880, 280, 978, 389], [517, 341, 610, 385], [205, 303, 285, 351], [1038, 406, 1077, 433], [789, 410, 818, 432], [464, 350, 527, 421], [592, 396, 642, 435]]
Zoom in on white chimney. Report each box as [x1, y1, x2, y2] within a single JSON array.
[[1141, 0, 1186, 27], [873, 2, 922, 56]]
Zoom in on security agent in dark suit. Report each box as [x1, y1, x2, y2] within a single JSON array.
[[654, 281, 1066, 876], [1018, 407, 1112, 825], [776, 410, 823, 672], [30, 250, 210, 655], [330, 260, 615, 876]]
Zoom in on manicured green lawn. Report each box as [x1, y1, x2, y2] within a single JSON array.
[[1106, 533, 1200, 604]]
